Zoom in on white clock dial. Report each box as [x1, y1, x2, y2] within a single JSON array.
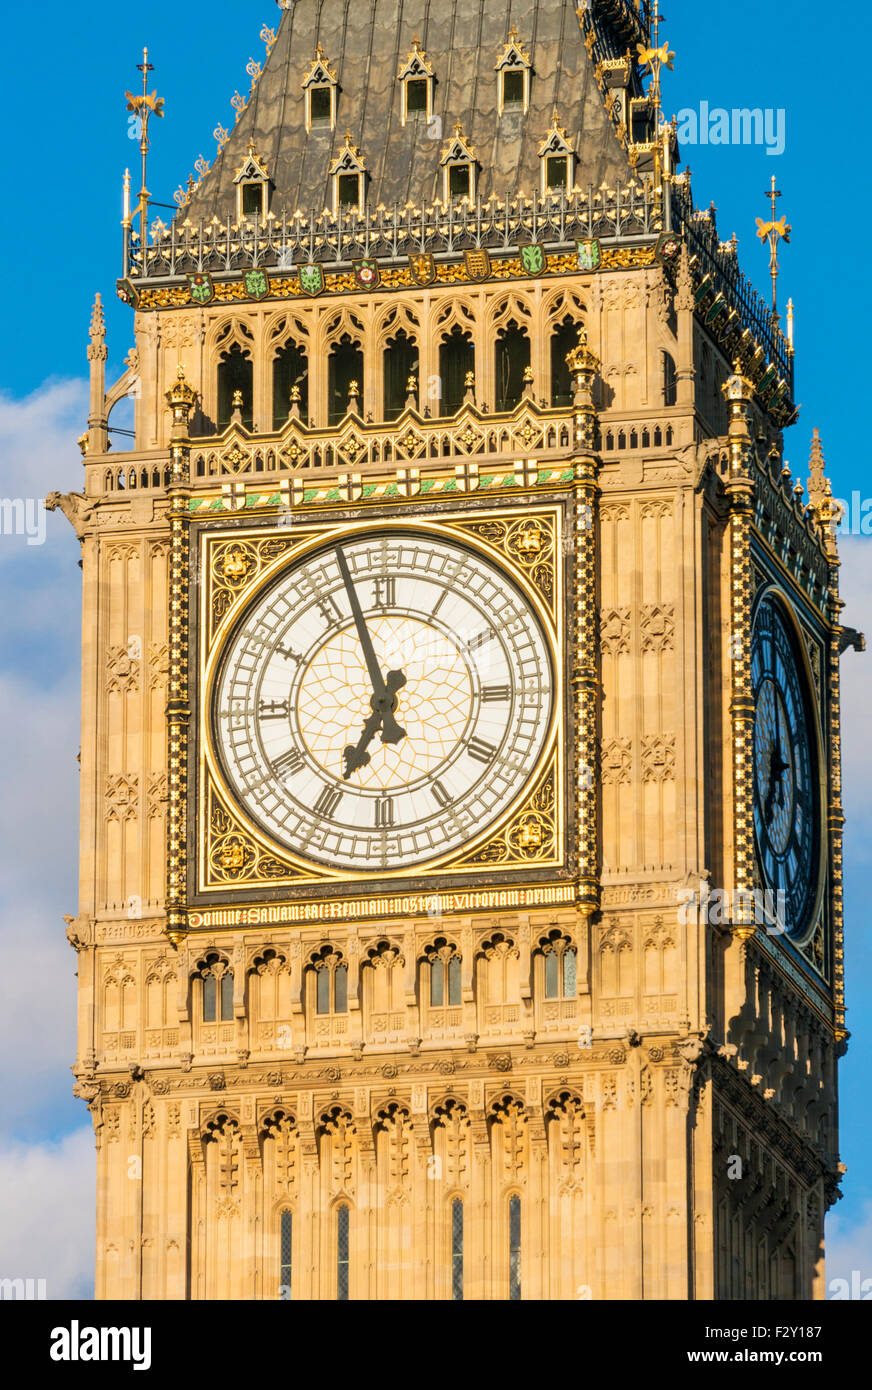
[[211, 529, 554, 872]]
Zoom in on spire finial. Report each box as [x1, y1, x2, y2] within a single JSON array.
[[756, 175, 791, 324], [124, 48, 165, 244]]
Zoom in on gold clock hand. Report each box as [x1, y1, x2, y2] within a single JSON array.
[[334, 547, 406, 747]]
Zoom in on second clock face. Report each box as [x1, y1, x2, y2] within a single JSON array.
[[211, 529, 555, 873]]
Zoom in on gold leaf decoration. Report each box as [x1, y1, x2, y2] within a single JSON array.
[[454, 512, 557, 620], [208, 535, 303, 650], [205, 777, 304, 888], [454, 755, 558, 868]]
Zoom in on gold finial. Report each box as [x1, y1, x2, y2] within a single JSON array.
[[406, 375, 418, 393], [464, 370, 475, 387], [508, 24, 519, 41], [232, 389, 244, 408], [636, 0, 674, 181], [125, 48, 165, 242], [290, 384, 301, 401], [523, 365, 534, 383], [756, 176, 791, 323]]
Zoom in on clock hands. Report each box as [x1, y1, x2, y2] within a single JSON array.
[[334, 547, 406, 779], [763, 691, 790, 822]]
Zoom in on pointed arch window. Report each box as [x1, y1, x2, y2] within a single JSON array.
[[438, 327, 474, 416], [426, 939, 462, 1007], [496, 29, 532, 115], [202, 961, 233, 1022], [279, 1210, 293, 1300], [663, 350, 677, 406], [302, 45, 339, 131], [509, 1194, 522, 1300], [550, 318, 582, 407], [451, 1198, 464, 1301], [328, 334, 364, 424], [217, 342, 253, 430], [495, 321, 531, 411], [311, 947, 348, 1015], [337, 1204, 350, 1301], [398, 39, 435, 125], [539, 930, 577, 1000], [273, 340, 309, 428], [383, 330, 418, 421]]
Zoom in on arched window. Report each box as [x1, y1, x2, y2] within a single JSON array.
[[312, 948, 348, 1015], [273, 342, 308, 429], [663, 350, 677, 406], [539, 930, 577, 1000], [201, 956, 233, 1022], [495, 322, 530, 412], [328, 336, 363, 425], [279, 1210, 293, 1300], [217, 343, 252, 430], [439, 328, 474, 416], [550, 319, 582, 407], [428, 944, 461, 1006], [509, 1194, 521, 1300], [337, 1204, 350, 1301], [451, 1198, 464, 1301], [383, 330, 418, 421]]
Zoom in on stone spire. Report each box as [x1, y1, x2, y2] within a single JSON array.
[[87, 293, 108, 455]]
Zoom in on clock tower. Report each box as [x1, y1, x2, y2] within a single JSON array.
[[56, 0, 855, 1300]]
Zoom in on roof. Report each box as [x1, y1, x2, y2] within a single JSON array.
[[184, 0, 650, 223]]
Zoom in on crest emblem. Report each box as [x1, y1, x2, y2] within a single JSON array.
[[464, 248, 491, 281], [408, 252, 436, 286], [243, 267, 270, 300], [520, 243, 546, 277], [188, 272, 214, 305], [353, 258, 380, 290], [298, 262, 325, 297], [654, 231, 682, 266], [576, 239, 601, 272]]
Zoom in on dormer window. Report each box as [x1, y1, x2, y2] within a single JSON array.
[[495, 27, 532, 116], [233, 140, 270, 222], [538, 114, 575, 196], [302, 44, 338, 131], [398, 38, 435, 125], [440, 124, 477, 204], [330, 133, 367, 214]]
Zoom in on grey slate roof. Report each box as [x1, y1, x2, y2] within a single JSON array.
[[185, 0, 644, 223]]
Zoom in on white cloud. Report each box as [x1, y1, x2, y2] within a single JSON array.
[[826, 1200, 872, 1297], [0, 1127, 94, 1299]]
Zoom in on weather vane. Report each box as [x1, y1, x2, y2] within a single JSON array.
[[756, 175, 791, 325], [125, 48, 165, 242], [636, 1, 675, 184]]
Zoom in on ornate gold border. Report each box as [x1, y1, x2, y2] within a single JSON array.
[[195, 510, 565, 891]]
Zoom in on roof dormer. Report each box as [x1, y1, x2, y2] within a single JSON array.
[[439, 123, 477, 204], [538, 113, 575, 194], [302, 43, 339, 131], [495, 27, 532, 115], [233, 140, 271, 221], [398, 37, 435, 125], [329, 133, 367, 214]]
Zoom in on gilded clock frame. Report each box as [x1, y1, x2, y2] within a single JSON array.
[[191, 506, 567, 897]]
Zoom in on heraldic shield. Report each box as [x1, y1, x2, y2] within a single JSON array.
[[520, 243, 546, 276], [298, 262, 325, 296], [188, 272, 214, 305], [576, 239, 602, 272], [243, 268, 270, 300], [408, 251, 436, 286], [353, 258, 380, 290], [463, 248, 491, 281]]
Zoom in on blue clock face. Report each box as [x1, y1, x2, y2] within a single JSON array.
[[751, 594, 821, 939]]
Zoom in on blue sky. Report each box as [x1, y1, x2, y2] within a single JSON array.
[[0, 0, 868, 1296]]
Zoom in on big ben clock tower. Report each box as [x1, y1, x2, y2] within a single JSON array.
[[55, 0, 855, 1300]]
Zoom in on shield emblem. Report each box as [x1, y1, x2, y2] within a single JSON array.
[[464, 248, 491, 281], [188, 272, 214, 305], [520, 243, 546, 276], [576, 239, 601, 272], [298, 262, 325, 297], [655, 231, 682, 266], [408, 252, 436, 286], [353, 258, 380, 290], [243, 267, 270, 300], [116, 277, 139, 308]]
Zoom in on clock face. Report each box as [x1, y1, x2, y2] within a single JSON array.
[[751, 593, 821, 938], [211, 529, 555, 873]]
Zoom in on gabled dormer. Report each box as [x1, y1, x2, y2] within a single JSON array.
[[397, 37, 435, 125], [440, 123, 477, 203], [302, 44, 338, 131], [329, 133, 367, 214], [233, 140, 270, 221], [495, 27, 532, 115], [538, 113, 575, 194]]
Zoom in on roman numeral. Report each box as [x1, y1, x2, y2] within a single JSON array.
[[467, 736, 496, 764], [314, 784, 343, 819], [258, 698, 289, 719], [431, 590, 448, 619], [275, 644, 301, 664], [482, 684, 511, 702], [374, 796, 394, 828], [272, 747, 304, 778], [373, 576, 396, 608], [465, 629, 495, 654], [318, 593, 343, 625], [431, 779, 452, 809]]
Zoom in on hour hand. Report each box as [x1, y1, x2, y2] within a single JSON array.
[[343, 709, 383, 779]]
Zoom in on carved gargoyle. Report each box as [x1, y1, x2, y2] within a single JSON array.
[[44, 491, 97, 540]]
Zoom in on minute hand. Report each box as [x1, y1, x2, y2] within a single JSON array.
[[334, 548, 406, 747]]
